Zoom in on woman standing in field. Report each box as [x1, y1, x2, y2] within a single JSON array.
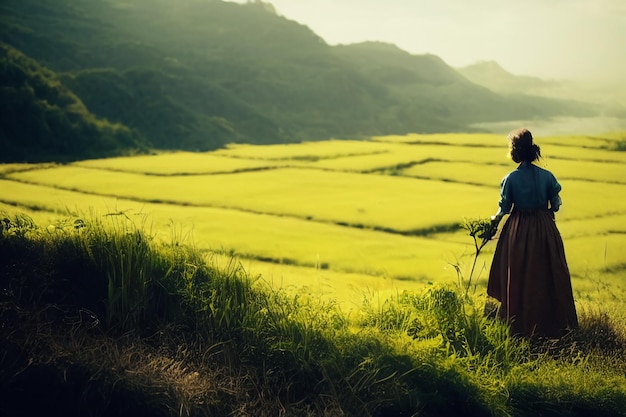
[[487, 128, 578, 338]]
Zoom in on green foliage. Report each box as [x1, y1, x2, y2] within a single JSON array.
[[464, 217, 498, 250], [0, 43, 146, 162], [360, 285, 528, 366], [457, 217, 499, 293], [59, 67, 267, 150], [2, 211, 626, 416], [66, 215, 157, 329], [0, 211, 38, 237]]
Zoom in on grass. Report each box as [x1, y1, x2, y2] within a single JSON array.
[[1, 132, 626, 415], [1, 212, 625, 416], [2, 132, 626, 309], [0, 179, 467, 282]]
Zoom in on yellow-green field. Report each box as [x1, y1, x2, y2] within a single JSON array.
[[2, 132, 625, 311]]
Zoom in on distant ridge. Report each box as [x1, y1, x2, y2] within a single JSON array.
[[0, 0, 597, 162], [457, 60, 561, 94]]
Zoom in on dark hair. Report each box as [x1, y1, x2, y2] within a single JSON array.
[[508, 128, 541, 163]]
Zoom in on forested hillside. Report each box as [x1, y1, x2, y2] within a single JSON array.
[[0, 43, 145, 162], [0, 0, 596, 161], [333, 42, 592, 126]]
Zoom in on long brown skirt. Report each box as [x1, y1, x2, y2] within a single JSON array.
[[487, 209, 578, 338]]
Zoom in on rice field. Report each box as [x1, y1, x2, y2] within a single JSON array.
[[5, 166, 495, 232], [372, 132, 621, 149], [2, 132, 625, 310], [73, 151, 293, 175]]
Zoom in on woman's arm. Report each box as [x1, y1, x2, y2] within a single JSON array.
[[492, 174, 512, 225]]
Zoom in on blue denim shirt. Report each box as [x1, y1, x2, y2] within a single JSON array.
[[495, 161, 562, 217]]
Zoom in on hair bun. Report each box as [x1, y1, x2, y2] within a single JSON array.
[[508, 129, 541, 162]]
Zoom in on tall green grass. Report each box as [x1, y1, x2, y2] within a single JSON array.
[[1, 211, 625, 417]]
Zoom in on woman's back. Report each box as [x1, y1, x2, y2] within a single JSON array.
[[488, 128, 577, 338], [500, 161, 562, 212]]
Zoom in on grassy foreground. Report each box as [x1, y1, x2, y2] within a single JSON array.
[[1, 212, 625, 417]]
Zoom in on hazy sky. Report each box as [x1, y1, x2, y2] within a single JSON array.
[[230, 0, 625, 81]]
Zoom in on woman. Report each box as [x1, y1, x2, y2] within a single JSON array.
[[487, 128, 578, 338]]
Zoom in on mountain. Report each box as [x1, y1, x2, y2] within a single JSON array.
[[335, 43, 555, 125], [0, 43, 146, 163], [458, 61, 626, 119], [457, 61, 557, 95], [335, 42, 594, 124], [0, 0, 598, 162]]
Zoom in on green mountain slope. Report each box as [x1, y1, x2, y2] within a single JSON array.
[[0, 43, 145, 162], [335, 42, 593, 124], [0, 0, 597, 161]]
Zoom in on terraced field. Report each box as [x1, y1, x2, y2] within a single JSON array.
[[2, 132, 625, 309]]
